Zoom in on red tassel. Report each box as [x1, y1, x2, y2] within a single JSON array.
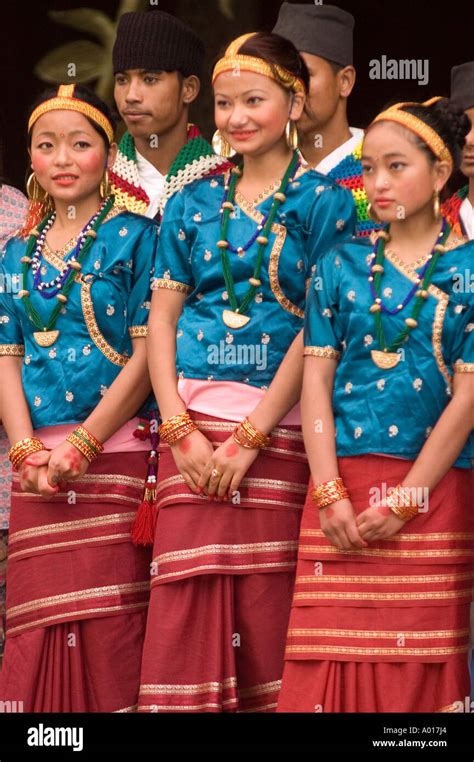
[[131, 484, 157, 546], [132, 412, 160, 546]]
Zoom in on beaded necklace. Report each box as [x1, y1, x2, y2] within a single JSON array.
[[217, 151, 299, 329], [30, 200, 108, 299], [18, 195, 114, 347], [368, 219, 450, 368]]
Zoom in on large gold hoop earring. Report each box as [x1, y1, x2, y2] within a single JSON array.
[[26, 172, 43, 203], [433, 190, 441, 221], [100, 169, 111, 199], [285, 119, 299, 150], [212, 130, 236, 159], [367, 202, 381, 223], [26, 171, 53, 214]]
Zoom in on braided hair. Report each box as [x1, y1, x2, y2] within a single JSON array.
[[398, 98, 470, 174]]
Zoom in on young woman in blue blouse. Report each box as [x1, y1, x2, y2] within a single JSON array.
[[279, 97, 473, 713], [0, 85, 157, 711], [139, 32, 356, 712]]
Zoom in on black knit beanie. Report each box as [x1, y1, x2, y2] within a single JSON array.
[[112, 10, 205, 78]]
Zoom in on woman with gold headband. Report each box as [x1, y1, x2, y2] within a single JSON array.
[[0, 84, 158, 711], [138, 32, 356, 712], [278, 97, 474, 712]]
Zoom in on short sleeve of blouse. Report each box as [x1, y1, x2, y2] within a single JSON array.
[[127, 221, 159, 338], [152, 190, 194, 296], [304, 246, 344, 361], [449, 294, 474, 374], [0, 240, 24, 356], [304, 181, 356, 279]]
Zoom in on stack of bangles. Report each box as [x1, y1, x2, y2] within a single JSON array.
[[385, 483, 420, 521], [311, 477, 349, 509], [8, 436, 46, 470], [158, 412, 198, 444], [232, 417, 271, 449], [66, 425, 104, 463]]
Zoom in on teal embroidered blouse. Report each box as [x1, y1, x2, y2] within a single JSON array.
[[0, 210, 157, 428], [304, 233, 474, 468], [153, 167, 356, 388]]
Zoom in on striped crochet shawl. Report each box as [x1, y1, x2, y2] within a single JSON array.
[[110, 123, 233, 220], [326, 139, 382, 237], [442, 185, 469, 237]]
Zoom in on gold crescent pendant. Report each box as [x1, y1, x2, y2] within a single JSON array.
[[222, 309, 251, 329], [33, 330, 60, 347], [371, 349, 401, 369]]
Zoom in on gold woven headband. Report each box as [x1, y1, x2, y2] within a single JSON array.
[[28, 84, 114, 144], [212, 33, 306, 95], [370, 97, 453, 171]]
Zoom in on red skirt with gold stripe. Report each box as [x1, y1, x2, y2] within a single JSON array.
[[0, 452, 151, 712], [278, 455, 473, 712], [138, 412, 309, 712]]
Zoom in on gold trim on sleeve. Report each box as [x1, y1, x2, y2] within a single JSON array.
[[152, 278, 192, 294], [304, 345, 341, 360], [453, 361, 474, 373], [129, 325, 148, 338], [0, 344, 24, 356]]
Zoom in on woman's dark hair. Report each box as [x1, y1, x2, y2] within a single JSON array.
[[366, 97, 470, 198], [214, 32, 310, 95], [27, 84, 117, 148], [401, 98, 470, 175], [369, 98, 469, 176]]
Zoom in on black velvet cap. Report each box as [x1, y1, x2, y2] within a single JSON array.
[[272, 2, 355, 67], [113, 10, 205, 78], [450, 62, 474, 111]]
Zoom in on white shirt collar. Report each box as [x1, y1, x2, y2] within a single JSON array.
[[135, 150, 166, 219], [310, 127, 365, 175], [459, 196, 474, 240]]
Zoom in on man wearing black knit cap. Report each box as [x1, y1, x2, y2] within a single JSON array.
[[273, 2, 378, 236], [442, 62, 474, 240], [110, 9, 232, 222]]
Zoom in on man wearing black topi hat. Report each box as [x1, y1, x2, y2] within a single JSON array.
[[442, 62, 474, 240], [273, 2, 378, 236], [110, 10, 232, 223]]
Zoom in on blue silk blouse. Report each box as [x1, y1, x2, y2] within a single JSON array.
[[0, 209, 157, 428], [153, 167, 356, 388], [304, 233, 474, 468]]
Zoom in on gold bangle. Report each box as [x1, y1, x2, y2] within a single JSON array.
[[386, 484, 420, 522], [66, 432, 98, 463], [71, 430, 99, 457], [75, 425, 104, 454], [311, 477, 349, 510], [232, 417, 271, 449], [8, 437, 45, 470], [165, 422, 198, 445], [158, 412, 198, 444]]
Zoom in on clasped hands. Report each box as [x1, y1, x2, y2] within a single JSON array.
[[18, 441, 90, 497], [319, 496, 406, 550], [170, 429, 260, 501]]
